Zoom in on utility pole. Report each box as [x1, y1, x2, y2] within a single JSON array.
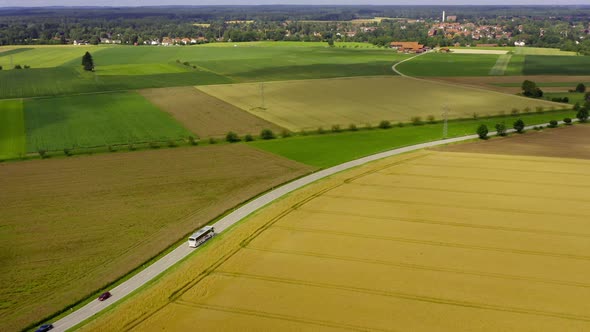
[[442, 104, 449, 138]]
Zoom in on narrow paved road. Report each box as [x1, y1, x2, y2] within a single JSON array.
[[50, 120, 572, 331]]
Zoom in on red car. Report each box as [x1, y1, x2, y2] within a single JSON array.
[[98, 291, 111, 301]]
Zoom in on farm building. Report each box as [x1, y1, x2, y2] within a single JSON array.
[[390, 41, 425, 53]]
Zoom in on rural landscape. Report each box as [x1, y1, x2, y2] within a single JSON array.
[[1, 3, 590, 332]]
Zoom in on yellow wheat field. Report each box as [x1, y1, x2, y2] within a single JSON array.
[[82, 150, 590, 331]]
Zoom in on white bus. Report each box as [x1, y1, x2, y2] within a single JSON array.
[[188, 226, 215, 248]]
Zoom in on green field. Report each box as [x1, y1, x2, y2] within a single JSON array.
[[545, 92, 587, 105], [523, 55, 590, 75], [0, 66, 232, 99], [0, 45, 408, 99], [396, 53, 501, 76], [249, 109, 577, 168], [92, 45, 408, 82], [0, 45, 107, 69], [0, 99, 26, 159], [199, 76, 564, 131], [512, 47, 577, 56], [24, 92, 191, 152]]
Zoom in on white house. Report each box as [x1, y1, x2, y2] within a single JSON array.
[[514, 41, 526, 47]]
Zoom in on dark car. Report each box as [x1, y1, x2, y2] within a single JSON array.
[[36, 324, 53, 332], [98, 291, 111, 301]]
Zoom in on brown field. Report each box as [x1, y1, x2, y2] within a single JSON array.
[[437, 124, 590, 159], [0, 145, 312, 331], [81, 143, 590, 331], [139, 87, 283, 138], [430, 75, 590, 94]]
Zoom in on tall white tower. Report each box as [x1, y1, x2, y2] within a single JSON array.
[[442, 11, 446, 22]]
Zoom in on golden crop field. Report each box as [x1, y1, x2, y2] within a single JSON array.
[[82, 144, 590, 331], [198, 76, 563, 131]]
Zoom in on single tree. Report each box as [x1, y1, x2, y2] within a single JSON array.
[[548, 120, 558, 128], [260, 129, 276, 140], [575, 83, 586, 93], [521, 80, 543, 98], [495, 122, 507, 136], [379, 120, 392, 129], [573, 102, 581, 111], [82, 51, 94, 71], [477, 124, 489, 139], [513, 118, 525, 133], [226, 131, 241, 143], [577, 108, 589, 123]]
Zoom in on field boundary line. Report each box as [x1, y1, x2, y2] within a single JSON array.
[[296, 208, 590, 238], [272, 225, 590, 261], [51, 120, 577, 332], [379, 171, 590, 188], [174, 300, 382, 331], [345, 182, 590, 204], [244, 247, 590, 289], [211, 271, 590, 322]]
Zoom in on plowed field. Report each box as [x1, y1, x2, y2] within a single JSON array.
[[139, 87, 283, 138], [436, 124, 590, 159], [82, 134, 590, 331], [0, 145, 313, 331]]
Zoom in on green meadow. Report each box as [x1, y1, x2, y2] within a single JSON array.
[[0, 99, 26, 159], [249, 109, 576, 168], [24, 92, 191, 152], [523, 55, 590, 75], [92, 45, 409, 81], [396, 53, 501, 76], [0, 45, 106, 69], [0, 45, 408, 99]]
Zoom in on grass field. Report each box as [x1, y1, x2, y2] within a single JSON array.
[[79, 130, 590, 331], [0, 45, 107, 69], [513, 47, 577, 56], [139, 87, 283, 138], [396, 53, 501, 76], [0, 45, 407, 99], [199, 76, 563, 132], [92, 46, 407, 82], [249, 109, 576, 168], [0, 66, 233, 99], [523, 55, 590, 75], [24, 92, 191, 152], [544, 92, 587, 105], [0, 99, 26, 159], [0, 144, 313, 332]]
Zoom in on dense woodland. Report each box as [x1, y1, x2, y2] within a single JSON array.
[[1, 6, 590, 54]]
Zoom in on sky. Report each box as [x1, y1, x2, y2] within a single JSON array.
[[1, 0, 589, 7]]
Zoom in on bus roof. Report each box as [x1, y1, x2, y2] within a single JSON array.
[[189, 225, 214, 239]]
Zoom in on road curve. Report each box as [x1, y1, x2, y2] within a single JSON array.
[[50, 120, 573, 331], [391, 50, 432, 77]]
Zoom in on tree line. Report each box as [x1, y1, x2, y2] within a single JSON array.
[[0, 6, 589, 54]]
